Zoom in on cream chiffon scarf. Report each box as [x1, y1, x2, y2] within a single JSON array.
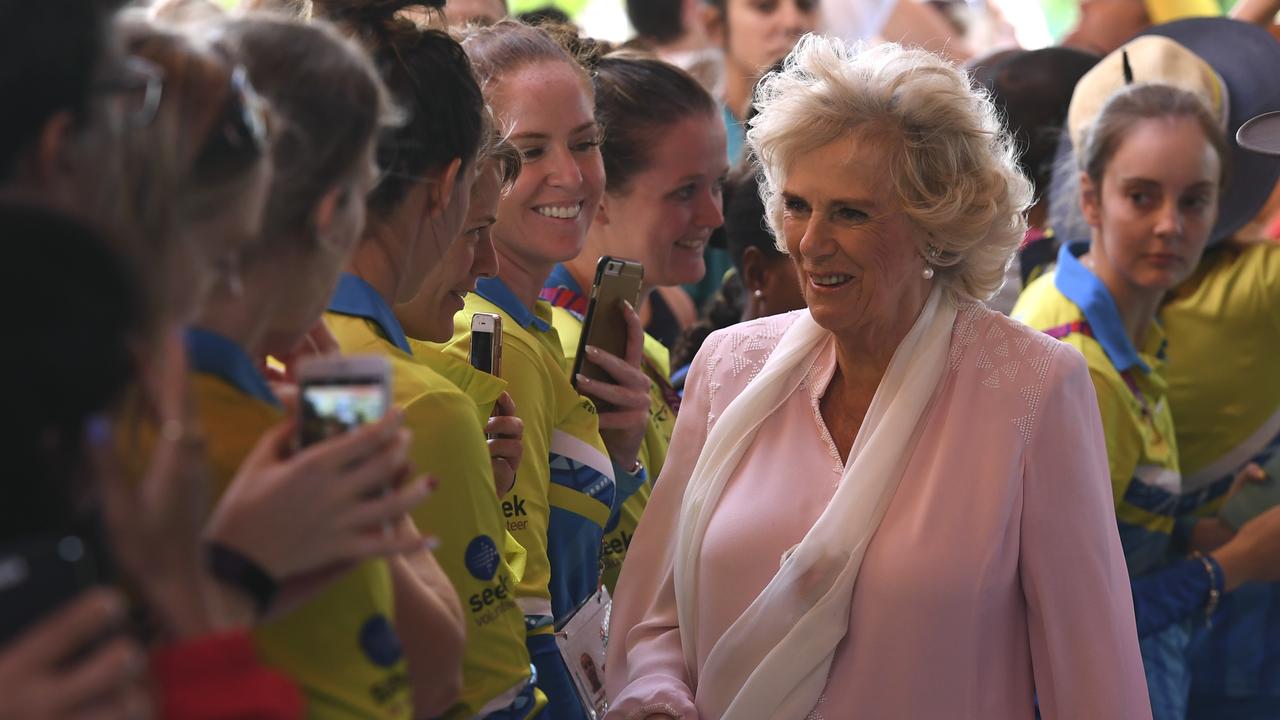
[[672, 285, 956, 719]]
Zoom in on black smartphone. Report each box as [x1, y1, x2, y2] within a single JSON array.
[[0, 535, 99, 648], [470, 312, 504, 377], [571, 256, 644, 405]]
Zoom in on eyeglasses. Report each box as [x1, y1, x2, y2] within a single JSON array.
[[191, 65, 270, 183], [94, 56, 165, 129]]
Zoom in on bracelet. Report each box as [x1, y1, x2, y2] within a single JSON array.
[[1192, 552, 1222, 625], [206, 542, 278, 617]]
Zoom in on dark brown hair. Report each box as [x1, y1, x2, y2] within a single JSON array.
[[216, 15, 389, 238], [313, 0, 485, 216], [593, 51, 717, 193]]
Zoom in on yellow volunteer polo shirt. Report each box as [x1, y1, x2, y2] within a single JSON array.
[[185, 327, 410, 720], [440, 277, 616, 719], [1161, 242, 1280, 701], [1161, 242, 1280, 503], [1013, 242, 1181, 576], [540, 264, 676, 592], [410, 338, 529, 585], [326, 274, 538, 720]]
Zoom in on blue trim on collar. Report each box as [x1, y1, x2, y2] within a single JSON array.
[[1053, 242, 1150, 374], [543, 263, 584, 296], [186, 327, 280, 408], [476, 276, 552, 332], [327, 273, 413, 355]]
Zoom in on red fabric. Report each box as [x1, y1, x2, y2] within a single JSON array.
[[150, 630, 303, 720]]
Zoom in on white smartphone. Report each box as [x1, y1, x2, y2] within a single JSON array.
[[296, 354, 391, 448], [470, 312, 503, 377]]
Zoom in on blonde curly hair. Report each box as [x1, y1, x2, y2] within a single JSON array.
[[747, 36, 1032, 301]]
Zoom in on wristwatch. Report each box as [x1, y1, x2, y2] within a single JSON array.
[[206, 541, 277, 617]]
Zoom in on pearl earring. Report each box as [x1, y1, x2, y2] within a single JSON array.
[[922, 266, 934, 280]]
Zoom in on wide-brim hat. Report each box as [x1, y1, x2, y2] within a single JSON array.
[[1049, 18, 1280, 246], [1239, 111, 1280, 157]]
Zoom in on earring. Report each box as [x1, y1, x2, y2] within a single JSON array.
[[922, 242, 942, 281], [753, 289, 765, 299]]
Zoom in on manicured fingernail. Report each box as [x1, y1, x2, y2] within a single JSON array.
[[424, 536, 441, 552], [585, 345, 600, 357], [576, 373, 592, 385], [623, 300, 634, 313]]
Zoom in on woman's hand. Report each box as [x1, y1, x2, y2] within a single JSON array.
[[99, 328, 222, 639], [575, 301, 650, 469], [1211, 503, 1280, 591], [1190, 463, 1268, 553], [0, 589, 151, 720], [205, 410, 434, 585], [486, 392, 523, 498]]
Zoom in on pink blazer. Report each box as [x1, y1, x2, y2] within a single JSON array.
[[605, 303, 1151, 719]]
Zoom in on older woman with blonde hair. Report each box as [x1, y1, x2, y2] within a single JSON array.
[[605, 36, 1151, 720]]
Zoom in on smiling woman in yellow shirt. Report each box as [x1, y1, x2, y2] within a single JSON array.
[[539, 53, 726, 591], [447, 21, 655, 720]]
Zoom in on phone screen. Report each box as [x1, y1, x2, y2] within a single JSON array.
[[470, 330, 496, 375], [299, 378, 387, 447]]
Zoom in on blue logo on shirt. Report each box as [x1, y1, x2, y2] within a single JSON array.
[[464, 535, 499, 582], [359, 615, 403, 668]]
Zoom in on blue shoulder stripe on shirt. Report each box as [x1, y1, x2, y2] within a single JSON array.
[[1054, 242, 1151, 374], [185, 327, 280, 408], [476, 276, 551, 332], [327, 273, 413, 355]]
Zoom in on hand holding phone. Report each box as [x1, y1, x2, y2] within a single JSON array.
[[0, 587, 149, 719], [571, 257, 644, 395], [485, 392, 523, 498], [207, 411, 433, 588], [0, 536, 99, 649], [570, 259, 652, 469]]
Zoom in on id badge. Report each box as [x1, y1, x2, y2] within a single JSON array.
[[555, 587, 611, 719]]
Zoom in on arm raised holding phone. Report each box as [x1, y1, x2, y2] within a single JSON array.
[[574, 300, 652, 473]]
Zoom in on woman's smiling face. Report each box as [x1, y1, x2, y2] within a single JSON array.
[[489, 60, 605, 272]]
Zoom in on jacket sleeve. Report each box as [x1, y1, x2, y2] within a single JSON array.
[[604, 337, 722, 720], [1019, 344, 1153, 720], [151, 630, 303, 720]]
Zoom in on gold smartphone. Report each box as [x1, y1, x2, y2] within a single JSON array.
[[572, 256, 644, 408]]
